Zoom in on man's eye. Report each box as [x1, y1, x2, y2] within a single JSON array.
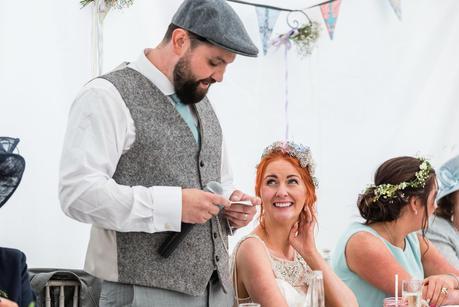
[[209, 61, 218, 67]]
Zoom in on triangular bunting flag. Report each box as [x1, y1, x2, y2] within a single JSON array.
[[388, 0, 402, 21], [320, 0, 342, 40], [256, 7, 281, 55]]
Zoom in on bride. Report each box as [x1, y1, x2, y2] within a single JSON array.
[[231, 141, 357, 307]]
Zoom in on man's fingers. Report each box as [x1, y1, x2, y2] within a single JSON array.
[[225, 210, 250, 221], [226, 216, 244, 228], [229, 190, 244, 202], [207, 203, 221, 216], [230, 190, 261, 206], [226, 203, 256, 214], [210, 193, 231, 208], [199, 212, 213, 224]]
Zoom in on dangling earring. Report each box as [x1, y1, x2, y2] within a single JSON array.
[[414, 209, 418, 216]]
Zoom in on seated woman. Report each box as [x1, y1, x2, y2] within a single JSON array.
[[333, 156, 459, 307], [232, 141, 357, 307], [426, 154, 459, 268], [0, 138, 35, 307]]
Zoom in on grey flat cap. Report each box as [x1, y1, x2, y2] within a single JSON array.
[[172, 0, 259, 57]]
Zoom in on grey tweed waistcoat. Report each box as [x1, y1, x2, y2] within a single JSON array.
[[91, 67, 229, 296]]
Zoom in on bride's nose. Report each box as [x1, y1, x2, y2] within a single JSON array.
[[275, 183, 289, 197]]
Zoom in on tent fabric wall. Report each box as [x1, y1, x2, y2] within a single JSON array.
[[0, 0, 458, 268]]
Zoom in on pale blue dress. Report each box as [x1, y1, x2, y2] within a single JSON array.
[[332, 222, 424, 307]]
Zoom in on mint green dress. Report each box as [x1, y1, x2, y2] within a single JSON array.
[[332, 222, 424, 307]]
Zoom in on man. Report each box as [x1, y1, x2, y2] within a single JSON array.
[[58, 0, 259, 306]]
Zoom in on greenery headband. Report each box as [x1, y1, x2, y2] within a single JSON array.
[[366, 158, 433, 203], [261, 141, 318, 188]]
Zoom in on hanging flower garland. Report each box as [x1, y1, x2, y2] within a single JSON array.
[[80, 0, 134, 9], [272, 13, 321, 58], [289, 22, 321, 57], [271, 12, 320, 140], [80, 0, 134, 77]]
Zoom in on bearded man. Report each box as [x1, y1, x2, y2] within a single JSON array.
[[58, 0, 259, 306]]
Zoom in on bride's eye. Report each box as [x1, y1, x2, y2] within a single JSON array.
[[288, 178, 299, 185], [266, 179, 277, 186]]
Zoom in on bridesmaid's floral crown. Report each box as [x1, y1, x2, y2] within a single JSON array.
[[365, 158, 433, 203], [261, 141, 318, 188]]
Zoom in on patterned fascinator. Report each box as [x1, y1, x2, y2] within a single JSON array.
[[261, 141, 318, 187], [437, 154, 459, 201], [0, 137, 25, 208]]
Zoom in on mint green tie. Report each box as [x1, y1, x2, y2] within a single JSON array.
[[170, 94, 200, 143]]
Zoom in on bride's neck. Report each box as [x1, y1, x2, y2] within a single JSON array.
[[255, 222, 295, 260]]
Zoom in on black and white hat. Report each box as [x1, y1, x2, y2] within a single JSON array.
[[0, 137, 25, 208]]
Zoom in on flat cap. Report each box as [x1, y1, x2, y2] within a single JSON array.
[[172, 0, 259, 57]]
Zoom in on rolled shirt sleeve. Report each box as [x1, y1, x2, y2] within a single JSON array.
[[59, 78, 232, 233], [59, 79, 183, 233]]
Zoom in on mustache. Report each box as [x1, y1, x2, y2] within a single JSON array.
[[199, 78, 216, 84]]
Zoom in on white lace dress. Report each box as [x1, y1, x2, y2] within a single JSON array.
[[231, 234, 314, 307]]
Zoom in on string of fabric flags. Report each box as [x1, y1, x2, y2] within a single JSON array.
[[228, 0, 401, 141], [227, 0, 402, 56], [82, 0, 402, 75]]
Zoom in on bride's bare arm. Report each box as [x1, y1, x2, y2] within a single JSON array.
[[289, 206, 358, 307], [235, 237, 288, 307]]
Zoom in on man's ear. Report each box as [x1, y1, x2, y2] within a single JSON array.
[[171, 28, 190, 56]]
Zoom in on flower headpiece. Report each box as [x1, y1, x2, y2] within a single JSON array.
[[261, 141, 318, 187], [366, 158, 433, 203]]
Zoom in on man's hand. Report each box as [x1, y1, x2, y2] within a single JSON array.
[[182, 189, 230, 224], [224, 190, 260, 229]]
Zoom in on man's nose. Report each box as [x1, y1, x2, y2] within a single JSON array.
[[211, 66, 226, 82]]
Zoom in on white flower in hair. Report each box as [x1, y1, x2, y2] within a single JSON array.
[[261, 141, 318, 187]]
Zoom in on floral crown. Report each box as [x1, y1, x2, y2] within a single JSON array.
[[365, 158, 433, 203], [261, 141, 318, 187]]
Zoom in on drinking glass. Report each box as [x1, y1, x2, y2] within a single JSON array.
[[306, 271, 325, 307], [238, 304, 261, 307], [383, 297, 408, 307], [401, 280, 429, 307]]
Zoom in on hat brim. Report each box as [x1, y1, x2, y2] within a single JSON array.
[[172, 23, 258, 57], [0, 153, 25, 208], [436, 183, 459, 202], [205, 38, 259, 57]]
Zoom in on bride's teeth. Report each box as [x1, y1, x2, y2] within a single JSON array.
[[274, 202, 292, 208]]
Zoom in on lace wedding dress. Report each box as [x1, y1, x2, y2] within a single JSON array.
[[231, 234, 314, 307]]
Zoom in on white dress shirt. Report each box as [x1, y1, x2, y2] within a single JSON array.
[[59, 49, 234, 234]]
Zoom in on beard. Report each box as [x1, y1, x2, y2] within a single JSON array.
[[173, 53, 215, 105]]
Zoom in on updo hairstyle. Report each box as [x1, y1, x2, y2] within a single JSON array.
[[357, 156, 436, 228]]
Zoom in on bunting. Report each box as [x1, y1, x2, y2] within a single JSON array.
[[320, 0, 342, 40], [388, 0, 402, 21], [256, 7, 281, 55]]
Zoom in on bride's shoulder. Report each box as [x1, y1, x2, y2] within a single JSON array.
[[235, 234, 272, 268]]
